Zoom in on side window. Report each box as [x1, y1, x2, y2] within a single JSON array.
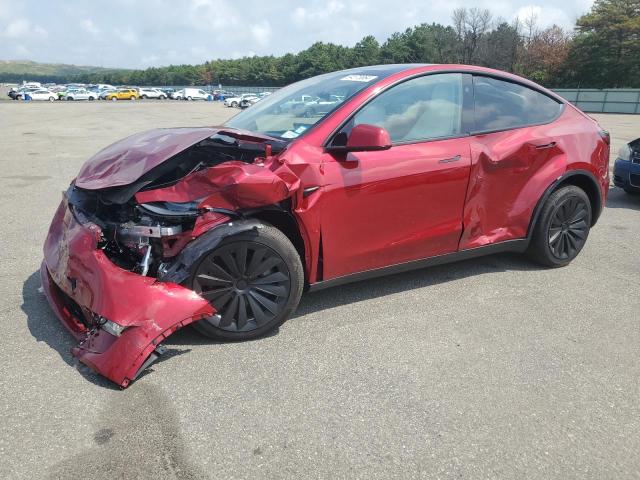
[[473, 76, 562, 132], [351, 73, 464, 143]]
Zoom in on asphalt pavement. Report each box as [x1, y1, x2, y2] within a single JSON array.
[[1, 101, 639, 479]]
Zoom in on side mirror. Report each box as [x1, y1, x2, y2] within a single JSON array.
[[327, 124, 392, 153]]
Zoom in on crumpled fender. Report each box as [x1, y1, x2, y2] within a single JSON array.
[[41, 199, 215, 387], [134, 157, 300, 211], [158, 218, 266, 285]]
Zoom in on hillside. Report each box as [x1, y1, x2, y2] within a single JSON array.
[[0, 60, 130, 83]]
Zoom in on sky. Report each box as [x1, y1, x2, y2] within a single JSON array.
[[0, 0, 595, 69]]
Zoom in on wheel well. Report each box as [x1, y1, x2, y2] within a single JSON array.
[[555, 174, 602, 226], [249, 209, 306, 265]]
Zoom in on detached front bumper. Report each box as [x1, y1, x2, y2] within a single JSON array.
[[41, 196, 215, 388]]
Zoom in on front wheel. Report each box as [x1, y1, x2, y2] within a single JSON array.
[[49, 97, 55, 102], [527, 185, 591, 268], [130, 96, 136, 100], [110, 97, 117, 101], [191, 225, 303, 341]]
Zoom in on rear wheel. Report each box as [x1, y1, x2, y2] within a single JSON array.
[[231, 101, 238, 107], [191, 225, 303, 341], [130, 96, 136, 100], [527, 185, 591, 267], [111, 97, 117, 101], [48, 96, 55, 102]]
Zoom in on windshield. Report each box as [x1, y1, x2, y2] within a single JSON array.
[[224, 68, 397, 140]]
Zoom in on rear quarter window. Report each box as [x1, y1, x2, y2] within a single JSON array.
[[473, 76, 563, 132]]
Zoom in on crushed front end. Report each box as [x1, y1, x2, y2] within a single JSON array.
[[40, 127, 301, 387], [41, 193, 216, 387]]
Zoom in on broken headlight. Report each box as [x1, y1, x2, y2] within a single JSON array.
[[97, 316, 128, 337]]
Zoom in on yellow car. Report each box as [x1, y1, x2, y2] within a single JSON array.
[[106, 89, 139, 101]]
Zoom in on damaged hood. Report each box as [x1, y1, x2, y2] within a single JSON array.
[[75, 127, 280, 190]]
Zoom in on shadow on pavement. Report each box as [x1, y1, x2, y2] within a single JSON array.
[[606, 186, 640, 211], [25, 248, 542, 376]]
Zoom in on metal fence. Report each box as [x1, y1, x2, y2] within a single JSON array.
[[552, 89, 640, 114]]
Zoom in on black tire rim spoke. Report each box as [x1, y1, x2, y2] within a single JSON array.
[[193, 241, 291, 332], [547, 195, 589, 260]]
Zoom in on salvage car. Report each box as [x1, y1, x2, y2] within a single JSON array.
[[613, 138, 640, 194], [41, 64, 610, 387]]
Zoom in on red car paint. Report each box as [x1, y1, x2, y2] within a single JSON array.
[[41, 197, 214, 387], [42, 64, 609, 387]]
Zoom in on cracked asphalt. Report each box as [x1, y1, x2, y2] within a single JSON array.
[[0, 101, 638, 479]]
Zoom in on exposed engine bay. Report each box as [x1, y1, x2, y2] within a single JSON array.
[[67, 131, 295, 281]]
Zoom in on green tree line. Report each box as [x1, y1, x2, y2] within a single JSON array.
[[3, 0, 639, 88]]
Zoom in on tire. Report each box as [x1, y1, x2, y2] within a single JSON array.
[[111, 97, 117, 101], [49, 97, 55, 102], [159, 95, 166, 100], [191, 225, 304, 341], [130, 96, 136, 100], [141, 94, 147, 99], [89, 96, 95, 101], [527, 185, 592, 268], [187, 96, 193, 101], [231, 101, 238, 107]]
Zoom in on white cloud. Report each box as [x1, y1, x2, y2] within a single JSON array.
[[115, 27, 138, 45], [250, 21, 271, 47], [81, 19, 100, 35], [4, 18, 30, 38]]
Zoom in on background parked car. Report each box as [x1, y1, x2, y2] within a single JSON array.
[[239, 96, 261, 109], [613, 138, 640, 194], [183, 88, 212, 101], [9, 86, 39, 100], [28, 89, 57, 101], [225, 93, 258, 107], [65, 89, 97, 101], [139, 88, 167, 99], [213, 90, 235, 101], [171, 89, 185, 100], [98, 88, 118, 100], [105, 88, 139, 101]]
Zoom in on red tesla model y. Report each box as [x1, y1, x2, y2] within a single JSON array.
[[41, 64, 610, 386]]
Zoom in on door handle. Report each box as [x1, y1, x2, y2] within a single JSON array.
[[534, 141, 556, 150], [438, 155, 461, 164]]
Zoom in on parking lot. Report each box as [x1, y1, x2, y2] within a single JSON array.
[[1, 101, 639, 479]]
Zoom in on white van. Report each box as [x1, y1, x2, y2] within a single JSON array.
[[183, 88, 212, 101]]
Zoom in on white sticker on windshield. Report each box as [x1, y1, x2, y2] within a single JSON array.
[[281, 130, 299, 139], [340, 74, 378, 82], [294, 125, 308, 134]]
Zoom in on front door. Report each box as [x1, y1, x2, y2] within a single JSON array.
[[319, 73, 473, 279]]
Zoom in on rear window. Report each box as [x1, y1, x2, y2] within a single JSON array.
[[473, 76, 562, 132]]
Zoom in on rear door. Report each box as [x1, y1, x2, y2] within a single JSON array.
[[320, 73, 474, 279], [459, 75, 565, 249]]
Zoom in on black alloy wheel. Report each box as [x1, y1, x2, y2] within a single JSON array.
[[547, 196, 589, 260], [527, 185, 592, 267]]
